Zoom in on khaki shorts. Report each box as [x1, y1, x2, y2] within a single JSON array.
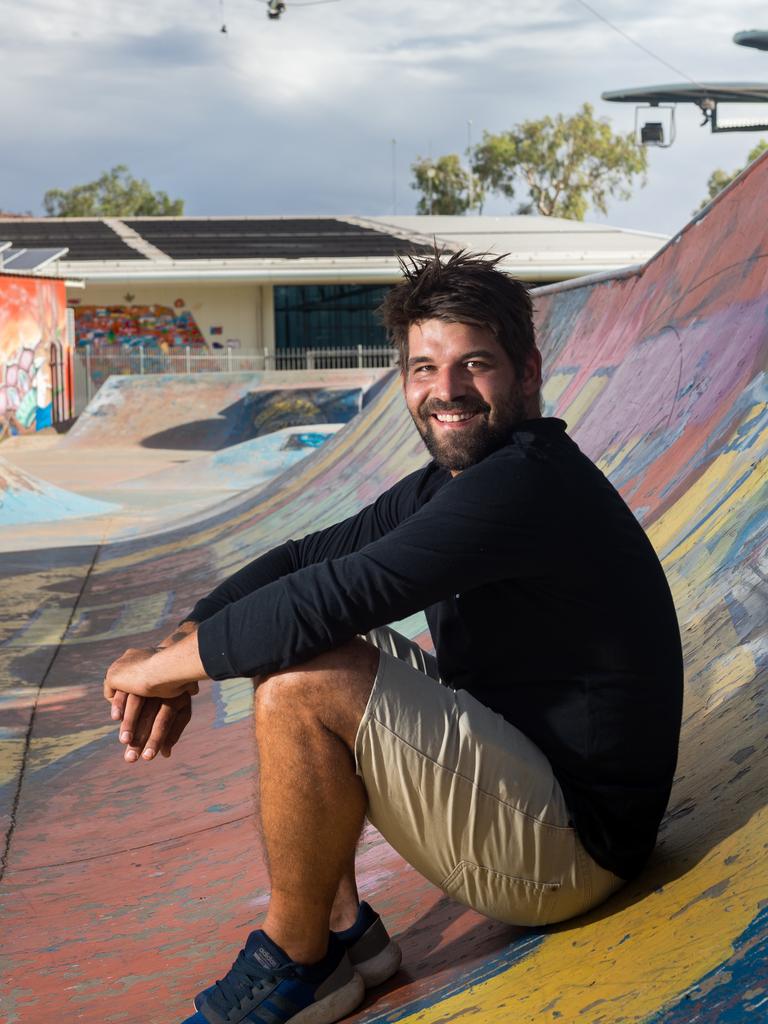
[[355, 627, 624, 927]]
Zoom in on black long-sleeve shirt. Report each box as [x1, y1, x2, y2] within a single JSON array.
[[190, 418, 683, 880]]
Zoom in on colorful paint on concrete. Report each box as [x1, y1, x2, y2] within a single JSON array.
[[1, 153, 768, 1022], [0, 275, 69, 436], [0, 457, 118, 526], [64, 369, 385, 451], [114, 424, 344, 494]]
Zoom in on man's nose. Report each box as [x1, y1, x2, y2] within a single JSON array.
[[432, 364, 470, 402]]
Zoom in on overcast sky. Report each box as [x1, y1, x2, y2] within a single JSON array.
[[3, 0, 768, 235]]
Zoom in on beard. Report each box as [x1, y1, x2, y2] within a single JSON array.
[[412, 389, 529, 472]]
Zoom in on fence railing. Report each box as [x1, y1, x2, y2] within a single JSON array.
[[73, 345, 398, 412]]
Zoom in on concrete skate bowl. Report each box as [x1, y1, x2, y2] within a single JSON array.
[[2, 153, 767, 1023], [64, 369, 388, 451]]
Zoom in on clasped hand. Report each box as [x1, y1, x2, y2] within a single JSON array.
[[105, 626, 205, 763], [103, 646, 200, 700]]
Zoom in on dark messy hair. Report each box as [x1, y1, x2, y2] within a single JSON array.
[[379, 249, 536, 375]]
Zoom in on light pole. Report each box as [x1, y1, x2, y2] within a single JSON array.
[[467, 119, 474, 212], [391, 138, 397, 215], [426, 166, 436, 215]]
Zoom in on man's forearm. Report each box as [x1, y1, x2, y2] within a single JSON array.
[[104, 629, 206, 699], [184, 543, 299, 625], [156, 620, 199, 650]]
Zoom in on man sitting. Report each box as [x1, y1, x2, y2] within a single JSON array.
[[105, 251, 683, 1024]]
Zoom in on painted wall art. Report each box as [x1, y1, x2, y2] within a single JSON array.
[[74, 304, 206, 350], [0, 275, 69, 436]]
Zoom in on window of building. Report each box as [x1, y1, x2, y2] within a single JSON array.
[[274, 284, 390, 349]]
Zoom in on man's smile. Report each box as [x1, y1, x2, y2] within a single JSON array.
[[432, 410, 481, 427]]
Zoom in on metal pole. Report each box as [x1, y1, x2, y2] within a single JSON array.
[[227, 347, 233, 372], [85, 346, 93, 403], [139, 345, 145, 375], [391, 138, 397, 215], [185, 345, 191, 375], [467, 119, 474, 212], [357, 344, 363, 368]]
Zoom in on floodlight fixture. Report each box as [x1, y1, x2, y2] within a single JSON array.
[[633, 104, 676, 148], [605, 84, 768, 139]]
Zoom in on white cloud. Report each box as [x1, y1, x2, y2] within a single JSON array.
[[1, 0, 767, 230]]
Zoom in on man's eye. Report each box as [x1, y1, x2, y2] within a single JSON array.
[[466, 360, 488, 370], [412, 365, 434, 375]]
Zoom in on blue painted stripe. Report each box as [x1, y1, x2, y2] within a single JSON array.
[[647, 905, 768, 1022]]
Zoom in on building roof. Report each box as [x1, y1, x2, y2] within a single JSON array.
[[364, 215, 669, 281], [0, 214, 669, 285], [0, 219, 145, 260], [123, 217, 432, 260]]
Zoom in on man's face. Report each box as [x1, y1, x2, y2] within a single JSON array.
[[403, 319, 541, 474]]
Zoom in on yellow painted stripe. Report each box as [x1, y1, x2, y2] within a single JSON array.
[[28, 725, 116, 772], [560, 374, 610, 430], [399, 807, 766, 1022]]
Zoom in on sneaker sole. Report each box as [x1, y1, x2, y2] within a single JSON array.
[[355, 939, 402, 988], [291, 970, 365, 1024]]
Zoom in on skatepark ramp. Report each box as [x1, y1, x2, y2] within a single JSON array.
[[2, 153, 767, 1022], [64, 368, 386, 451]]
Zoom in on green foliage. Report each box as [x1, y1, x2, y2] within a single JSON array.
[[43, 165, 184, 217], [410, 154, 484, 215], [471, 103, 647, 220], [697, 140, 768, 212]]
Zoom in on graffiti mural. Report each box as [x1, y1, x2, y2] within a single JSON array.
[[74, 305, 206, 350], [0, 276, 68, 436]]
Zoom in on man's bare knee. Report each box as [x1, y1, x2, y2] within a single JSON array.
[[252, 638, 379, 744]]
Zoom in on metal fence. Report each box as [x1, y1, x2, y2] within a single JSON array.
[[73, 345, 398, 412]]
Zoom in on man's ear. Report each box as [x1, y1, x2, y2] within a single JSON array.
[[521, 347, 542, 397]]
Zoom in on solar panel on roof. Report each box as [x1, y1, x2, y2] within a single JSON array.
[[3, 247, 68, 271], [125, 218, 432, 261], [0, 221, 147, 261]]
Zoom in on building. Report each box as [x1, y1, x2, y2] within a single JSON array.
[[0, 215, 669, 363]]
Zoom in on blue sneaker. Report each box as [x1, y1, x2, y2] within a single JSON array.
[[181, 930, 364, 1024], [333, 902, 401, 988]]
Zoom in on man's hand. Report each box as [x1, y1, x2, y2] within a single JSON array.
[[111, 690, 195, 762], [106, 622, 203, 763], [103, 628, 205, 700]]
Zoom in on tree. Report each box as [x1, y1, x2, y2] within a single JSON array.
[[697, 140, 768, 211], [471, 103, 647, 220], [410, 154, 483, 215], [43, 165, 184, 217]]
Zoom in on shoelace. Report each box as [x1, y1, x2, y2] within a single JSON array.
[[208, 948, 288, 1015]]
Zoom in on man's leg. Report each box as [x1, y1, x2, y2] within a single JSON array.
[[329, 855, 361, 932], [254, 638, 378, 963]]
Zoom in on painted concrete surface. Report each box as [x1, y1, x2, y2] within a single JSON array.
[[0, 368, 385, 548], [111, 425, 345, 493], [1, 155, 768, 1022], [64, 369, 387, 451], [0, 426, 341, 539], [0, 457, 119, 526]]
